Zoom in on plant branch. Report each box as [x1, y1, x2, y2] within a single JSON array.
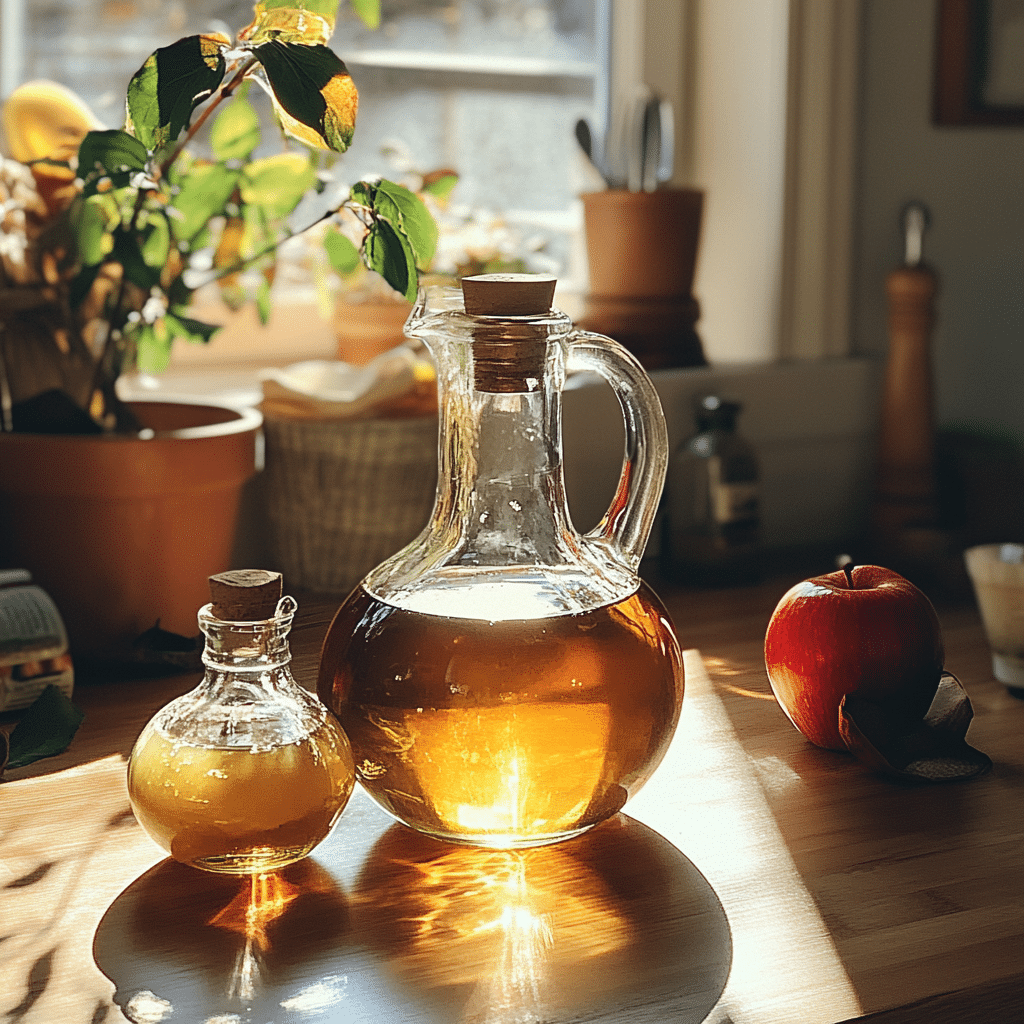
[[87, 51, 260, 417], [199, 186, 384, 287], [197, 207, 341, 286]]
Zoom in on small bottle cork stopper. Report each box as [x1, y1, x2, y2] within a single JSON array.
[[462, 274, 556, 316], [209, 569, 283, 621]]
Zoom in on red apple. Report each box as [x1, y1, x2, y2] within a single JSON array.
[[764, 564, 944, 751]]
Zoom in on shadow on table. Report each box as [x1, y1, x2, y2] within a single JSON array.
[[346, 814, 731, 1024], [93, 857, 352, 1022], [94, 813, 731, 1023]]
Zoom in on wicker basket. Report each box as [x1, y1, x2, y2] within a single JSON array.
[[261, 415, 438, 594]]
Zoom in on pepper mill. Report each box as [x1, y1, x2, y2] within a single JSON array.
[[870, 203, 946, 570]]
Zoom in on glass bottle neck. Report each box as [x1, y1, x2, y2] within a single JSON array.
[[199, 596, 296, 674], [431, 346, 572, 568]]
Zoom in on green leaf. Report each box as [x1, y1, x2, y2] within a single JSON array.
[[77, 130, 148, 186], [240, 152, 317, 220], [166, 310, 221, 344], [324, 226, 360, 274], [371, 179, 438, 270], [5, 685, 84, 771], [364, 217, 417, 302], [256, 278, 273, 325], [422, 172, 459, 201], [169, 163, 239, 242], [240, 0, 340, 46], [133, 319, 172, 373], [113, 231, 162, 290], [350, 0, 381, 30], [167, 274, 194, 309], [71, 195, 115, 266], [254, 41, 357, 153], [126, 35, 227, 152], [349, 180, 373, 207], [140, 211, 171, 268], [211, 93, 261, 162]]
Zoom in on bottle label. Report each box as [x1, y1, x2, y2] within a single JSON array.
[[709, 459, 759, 525], [711, 481, 759, 524]]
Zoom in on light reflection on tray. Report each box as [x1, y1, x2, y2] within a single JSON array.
[[94, 794, 731, 1023]]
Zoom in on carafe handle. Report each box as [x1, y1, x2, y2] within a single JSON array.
[[566, 331, 669, 573]]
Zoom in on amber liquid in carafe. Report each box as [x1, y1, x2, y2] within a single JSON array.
[[128, 718, 355, 874], [318, 580, 683, 848]]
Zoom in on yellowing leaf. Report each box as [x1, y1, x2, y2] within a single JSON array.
[[422, 169, 459, 202], [239, 1, 338, 46], [215, 216, 246, 274], [1, 80, 101, 177], [125, 35, 227, 152], [254, 41, 357, 153]]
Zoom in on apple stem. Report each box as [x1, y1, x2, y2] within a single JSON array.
[[843, 562, 856, 588]]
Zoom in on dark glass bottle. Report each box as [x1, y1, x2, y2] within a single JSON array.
[[664, 395, 761, 586]]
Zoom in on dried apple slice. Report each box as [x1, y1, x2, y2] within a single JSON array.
[[839, 671, 992, 783]]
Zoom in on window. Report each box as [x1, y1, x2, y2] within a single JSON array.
[[2, 0, 862, 366], [1, 0, 609, 289]]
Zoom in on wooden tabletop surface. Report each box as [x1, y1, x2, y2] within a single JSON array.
[[2, 566, 1022, 1024]]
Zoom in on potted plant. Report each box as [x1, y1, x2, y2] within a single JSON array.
[[0, 0, 438, 659]]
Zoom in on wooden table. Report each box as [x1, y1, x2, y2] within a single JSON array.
[[2, 570, 1022, 1024]]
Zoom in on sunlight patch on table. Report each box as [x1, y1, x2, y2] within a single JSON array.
[[627, 649, 863, 1024]]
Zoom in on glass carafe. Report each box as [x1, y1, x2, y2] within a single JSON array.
[[129, 570, 355, 873], [317, 275, 683, 848]]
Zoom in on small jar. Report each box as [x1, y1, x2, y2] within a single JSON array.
[[128, 570, 355, 874]]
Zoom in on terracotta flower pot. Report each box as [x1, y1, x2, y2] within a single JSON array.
[[0, 400, 262, 658], [581, 188, 704, 300], [577, 189, 707, 370], [334, 296, 414, 365]]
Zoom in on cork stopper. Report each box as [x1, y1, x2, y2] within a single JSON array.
[[209, 569, 283, 621], [461, 275, 557, 392], [462, 274, 556, 316]]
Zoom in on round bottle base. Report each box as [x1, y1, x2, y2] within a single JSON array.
[[181, 843, 321, 875], [395, 820, 598, 851]]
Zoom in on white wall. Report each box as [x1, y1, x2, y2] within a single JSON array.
[[854, 0, 1024, 442], [688, 0, 790, 364]]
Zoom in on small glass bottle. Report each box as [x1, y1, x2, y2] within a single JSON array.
[[664, 395, 761, 586], [128, 570, 355, 874]]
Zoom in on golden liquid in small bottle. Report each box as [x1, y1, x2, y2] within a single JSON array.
[[128, 719, 355, 874], [318, 581, 683, 848]]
